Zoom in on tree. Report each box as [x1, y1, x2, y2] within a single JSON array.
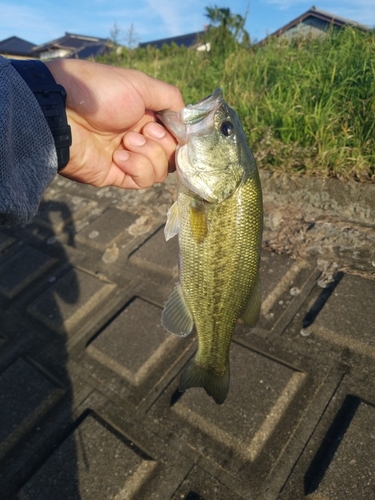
[[125, 23, 140, 50], [204, 5, 250, 47]]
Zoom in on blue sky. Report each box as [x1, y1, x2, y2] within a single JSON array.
[[0, 0, 373, 46]]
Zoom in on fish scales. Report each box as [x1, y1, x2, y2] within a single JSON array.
[[178, 177, 261, 369]]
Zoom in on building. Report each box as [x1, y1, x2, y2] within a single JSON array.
[[31, 33, 113, 61], [262, 6, 370, 43], [139, 31, 205, 49], [0, 36, 36, 59]]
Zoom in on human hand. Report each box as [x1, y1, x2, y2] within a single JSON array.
[[45, 59, 184, 189]]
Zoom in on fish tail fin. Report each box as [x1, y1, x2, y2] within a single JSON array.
[[179, 358, 230, 405]]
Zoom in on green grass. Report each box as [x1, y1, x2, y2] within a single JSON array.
[[98, 28, 375, 181]]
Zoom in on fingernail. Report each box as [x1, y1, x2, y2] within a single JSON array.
[[126, 131, 146, 146], [115, 150, 130, 161], [146, 122, 166, 139]]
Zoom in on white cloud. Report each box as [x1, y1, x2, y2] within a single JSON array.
[[146, 0, 187, 36], [146, 0, 204, 37], [0, 3, 62, 43], [263, 0, 305, 9]]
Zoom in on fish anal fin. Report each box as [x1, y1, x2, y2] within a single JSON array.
[[179, 357, 230, 405], [161, 284, 194, 336], [189, 199, 208, 243], [165, 201, 180, 241], [242, 274, 261, 328]]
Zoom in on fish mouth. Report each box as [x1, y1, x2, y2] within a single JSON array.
[[157, 88, 223, 142], [181, 88, 222, 125], [192, 87, 222, 107], [156, 110, 187, 142]]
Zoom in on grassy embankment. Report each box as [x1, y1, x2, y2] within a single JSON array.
[[98, 28, 375, 181]]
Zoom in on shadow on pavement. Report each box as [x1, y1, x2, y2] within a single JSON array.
[[0, 200, 82, 499]]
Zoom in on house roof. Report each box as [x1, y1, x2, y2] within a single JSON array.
[[264, 6, 370, 41], [260, 6, 371, 44], [68, 42, 112, 59], [0, 36, 36, 56], [31, 32, 111, 59], [139, 31, 205, 49]]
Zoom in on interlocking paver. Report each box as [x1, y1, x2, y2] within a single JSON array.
[[87, 298, 182, 385], [27, 268, 116, 337], [75, 207, 138, 251], [129, 226, 179, 282], [80, 295, 192, 407], [279, 372, 375, 500], [18, 412, 156, 500], [171, 465, 244, 500], [0, 173, 374, 499], [305, 397, 375, 498], [0, 358, 64, 460], [305, 273, 375, 350], [32, 193, 98, 234], [0, 246, 56, 299], [0, 232, 15, 252]]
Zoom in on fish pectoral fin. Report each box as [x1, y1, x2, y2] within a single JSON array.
[[241, 274, 261, 328], [179, 357, 230, 405], [161, 284, 194, 336], [190, 199, 208, 243], [164, 201, 180, 241]]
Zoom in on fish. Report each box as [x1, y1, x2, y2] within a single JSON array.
[[158, 88, 263, 405]]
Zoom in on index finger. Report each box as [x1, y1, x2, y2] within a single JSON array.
[[136, 73, 185, 113]]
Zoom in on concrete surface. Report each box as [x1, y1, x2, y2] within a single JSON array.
[[0, 170, 374, 499]]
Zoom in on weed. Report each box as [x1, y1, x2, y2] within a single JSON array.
[[97, 27, 375, 181]]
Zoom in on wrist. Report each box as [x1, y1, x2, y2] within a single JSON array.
[[10, 59, 72, 171]]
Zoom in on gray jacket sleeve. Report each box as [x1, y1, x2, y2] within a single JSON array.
[[0, 56, 58, 226]]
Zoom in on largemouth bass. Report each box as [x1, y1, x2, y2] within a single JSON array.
[[158, 88, 263, 404]]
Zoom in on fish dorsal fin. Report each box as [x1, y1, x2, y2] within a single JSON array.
[[161, 284, 194, 336], [164, 201, 180, 241], [241, 274, 261, 328], [190, 199, 208, 243]]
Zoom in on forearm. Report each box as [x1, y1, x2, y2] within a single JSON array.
[[0, 57, 58, 225]]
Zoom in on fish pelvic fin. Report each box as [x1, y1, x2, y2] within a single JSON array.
[[162, 284, 194, 336], [241, 273, 261, 328], [179, 357, 230, 405]]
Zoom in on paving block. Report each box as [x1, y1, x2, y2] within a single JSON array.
[[170, 343, 304, 456], [75, 207, 138, 251], [304, 396, 375, 498], [27, 268, 115, 338], [0, 358, 63, 459], [279, 375, 375, 500], [302, 273, 375, 355], [258, 251, 316, 334], [83, 296, 192, 407], [0, 233, 15, 252], [0, 246, 56, 299], [18, 412, 157, 500], [171, 465, 244, 499], [87, 297, 179, 385], [149, 341, 309, 491], [78, 390, 195, 500], [32, 194, 98, 234], [2, 174, 374, 499], [129, 226, 179, 278]]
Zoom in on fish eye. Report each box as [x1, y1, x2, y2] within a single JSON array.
[[220, 121, 234, 137]]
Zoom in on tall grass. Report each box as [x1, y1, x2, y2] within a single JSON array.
[[98, 28, 375, 181]]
